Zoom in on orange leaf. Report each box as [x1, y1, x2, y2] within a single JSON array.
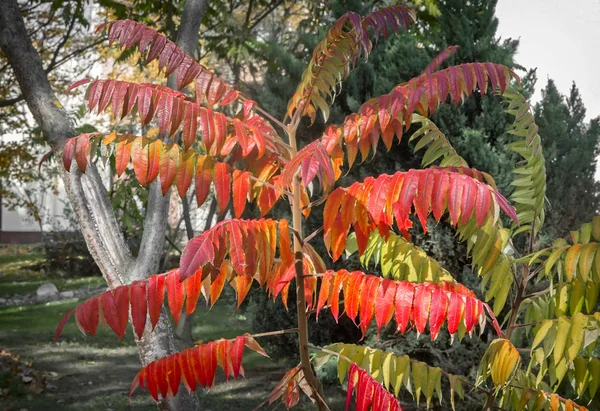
[[166, 269, 185, 324]]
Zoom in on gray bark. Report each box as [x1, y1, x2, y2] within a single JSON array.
[[0, 0, 207, 409]]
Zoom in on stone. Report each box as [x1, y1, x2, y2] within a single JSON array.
[[36, 283, 58, 298], [59, 290, 74, 298]]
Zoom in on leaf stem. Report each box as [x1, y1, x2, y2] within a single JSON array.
[[255, 105, 288, 131]]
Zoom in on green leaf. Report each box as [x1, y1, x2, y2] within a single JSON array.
[[532, 319, 554, 351], [412, 361, 427, 406], [589, 357, 600, 398]]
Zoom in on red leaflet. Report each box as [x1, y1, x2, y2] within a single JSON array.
[[460, 176, 477, 224], [166, 269, 185, 324], [231, 335, 245, 379], [166, 353, 181, 396], [228, 219, 247, 276], [446, 292, 463, 335], [100, 286, 129, 340], [184, 270, 202, 315], [157, 355, 169, 398], [130, 281, 147, 339], [473, 63, 488, 96], [156, 90, 173, 137], [130, 335, 266, 400], [367, 174, 390, 225], [375, 279, 397, 333], [474, 181, 491, 226], [464, 296, 478, 333], [220, 89, 239, 106], [359, 275, 380, 336], [66, 78, 91, 94], [428, 285, 448, 340], [432, 170, 450, 221], [323, 168, 517, 259], [176, 150, 196, 197], [216, 338, 232, 380], [346, 364, 403, 411], [394, 170, 418, 231], [55, 308, 75, 340], [415, 170, 434, 231], [212, 112, 227, 156], [232, 170, 250, 218], [180, 349, 197, 392], [195, 155, 214, 207], [214, 162, 231, 215], [394, 281, 414, 333], [413, 283, 432, 335], [182, 103, 198, 150], [148, 274, 165, 330], [63, 138, 76, 172], [75, 134, 90, 172], [75, 296, 99, 336], [343, 271, 364, 324], [448, 173, 465, 226], [199, 107, 215, 152], [159, 144, 180, 195]]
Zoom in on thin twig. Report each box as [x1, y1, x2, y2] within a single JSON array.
[[304, 226, 323, 244], [250, 328, 299, 339], [256, 105, 288, 131]]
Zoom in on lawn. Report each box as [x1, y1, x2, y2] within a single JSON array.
[[0, 246, 347, 410]]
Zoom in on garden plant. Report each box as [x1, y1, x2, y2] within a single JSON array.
[[53, 4, 598, 410]]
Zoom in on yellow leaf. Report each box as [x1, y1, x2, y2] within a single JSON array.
[[579, 222, 592, 244], [592, 216, 600, 241], [532, 319, 554, 351], [545, 246, 567, 275], [555, 283, 570, 317], [570, 279, 585, 315], [553, 316, 571, 365], [393, 356, 410, 396], [448, 375, 464, 411], [567, 313, 588, 361], [565, 244, 583, 282], [578, 242, 597, 281], [412, 361, 427, 406], [103, 131, 117, 145], [424, 366, 441, 409], [381, 352, 394, 390]]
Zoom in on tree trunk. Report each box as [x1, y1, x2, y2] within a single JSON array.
[[0, 0, 207, 409]]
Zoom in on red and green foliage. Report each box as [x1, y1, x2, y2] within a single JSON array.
[[55, 4, 598, 410]]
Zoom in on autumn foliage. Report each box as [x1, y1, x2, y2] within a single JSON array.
[[54, 5, 598, 411]]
